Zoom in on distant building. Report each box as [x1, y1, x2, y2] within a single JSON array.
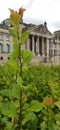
[[52, 30, 60, 64], [0, 18, 60, 64], [0, 19, 12, 64]]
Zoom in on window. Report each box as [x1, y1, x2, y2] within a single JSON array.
[[54, 42, 56, 48], [0, 57, 3, 60], [54, 50, 57, 56], [6, 35, 10, 41], [59, 36, 60, 41], [0, 43, 2, 53], [55, 35, 57, 40], [8, 57, 10, 60], [5, 44, 10, 53]]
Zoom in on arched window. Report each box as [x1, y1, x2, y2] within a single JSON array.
[[0, 43, 2, 53], [5, 44, 10, 53]]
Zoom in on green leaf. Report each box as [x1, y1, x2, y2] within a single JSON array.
[[30, 100, 44, 112], [17, 76, 23, 86], [22, 112, 36, 125], [21, 50, 34, 63], [10, 43, 20, 59], [6, 122, 14, 130], [11, 85, 20, 99], [1, 102, 17, 118], [0, 89, 12, 99], [7, 59, 19, 73], [20, 30, 31, 45], [0, 96, 2, 109], [9, 28, 18, 37], [9, 11, 21, 27], [1, 117, 8, 124], [55, 101, 60, 108]]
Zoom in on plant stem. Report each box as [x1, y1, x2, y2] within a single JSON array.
[[46, 106, 49, 130], [18, 44, 22, 130], [19, 90, 22, 130]]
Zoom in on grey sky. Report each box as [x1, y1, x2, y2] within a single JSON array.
[[0, 0, 60, 32]]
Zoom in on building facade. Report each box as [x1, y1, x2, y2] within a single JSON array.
[[0, 18, 60, 64], [0, 22, 12, 64]]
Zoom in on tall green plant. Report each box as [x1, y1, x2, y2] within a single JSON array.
[[0, 8, 44, 130], [8, 7, 35, 130]]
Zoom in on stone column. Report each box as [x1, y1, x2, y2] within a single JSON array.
[[58, 43, 60, 64], [10, 36, 13, 52], [2, 34, 7, 61], [46, 38, 49, 63], [32, 35, 35, 53], [56, 43, 59, 64], [26, 37, 30, 50], [22, 44, 25, 50], [3, 34, 6, 53], [52, 42, 54, 60], [36, 36, 40, 56], [42, 38, 44, 56]]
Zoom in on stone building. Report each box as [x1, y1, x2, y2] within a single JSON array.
[[22, 21, 52, 64], [0, 18, 60, 64], [52, 30, 60, 64], [0, 20, 12, 64]]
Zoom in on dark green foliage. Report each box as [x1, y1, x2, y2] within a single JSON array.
[[22, 64, 60, 129], [0, 64, 60, 129], [22, 64, 51, 101]]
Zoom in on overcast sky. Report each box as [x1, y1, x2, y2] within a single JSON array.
[[0, 0, 60, 32]]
